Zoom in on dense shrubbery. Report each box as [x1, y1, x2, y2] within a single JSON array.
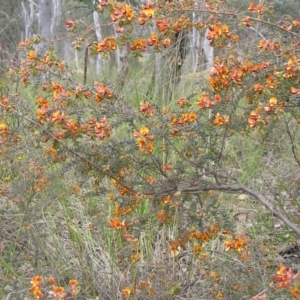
[[1, 0, 300, 299]]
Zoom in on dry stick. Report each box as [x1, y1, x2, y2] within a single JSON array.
[[283, 115, 300, 168], [183, 183, 300, 237]]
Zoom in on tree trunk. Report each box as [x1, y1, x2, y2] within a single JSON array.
[[93, 1, 102, 76], [21, 0, 36, 40], [36, 0, 54, 54], [202, 28, 214, 70]]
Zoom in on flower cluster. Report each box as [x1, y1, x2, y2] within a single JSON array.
[[140, 102, 156, 117], [96, 37, 117, 53], [211, 113, 229, 126], [130, 39, 147, 53], [196, 93, 221, 109], [138, 3, 155, 25], [224, 235, 248, 252], [81, 117, 112, 140], [94, 82, 113, 102], [29, 276, 78, 299], [110, 2, 134, 24], [147, 32, 171, 50], [247, 107, 267, 128], [274, 266, 299, 289], [0, 123, 9, 139], [133, 126, 154, 153], [264, 97, 284, 114], [109, 217, 128, 230]]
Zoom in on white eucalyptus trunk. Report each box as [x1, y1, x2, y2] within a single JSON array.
[[191, 12, 199, 72], [51, 0, 61, 37], [93, 1, 102, 76], [202, 27, 214, 70], [36, 0, 60, 54], [21, 0, 37, 40], [113, 24, 121, 73], [191, 0, 214, 72]]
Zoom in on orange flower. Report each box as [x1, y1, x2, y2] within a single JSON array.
[[162, 164, 172, 170], [30, 286, 43, 299], [234, 238, 246, 252], [241, 16, 252, 27], [253, 83, 264, 93], [147, 32, 160, 47], [290, 286, 300, 298], [162, 38, 171, 48], [97, 37, 117, 53], [131, 252, 141, 262], [53, 286, 65, 294], [111, 3, 134, 22], [215, 94, 221, 101], [109, 217, 128, 230], [49, 276, 55, 285], [157, 210, 166, 223], [106, 37, 117, 50], [30, 276, 43, 287], [224, 239, 235, 251], [248, 107, 260, 128], [130, 39, 147, 52], [139, 280, 150, 288], [122, 287, 132, 297], [196, 93, 215, 109], [248, 2, 255, 11], [69, 279, 78, 287], [123, 233, 134, 241], [140, 102, 156, 116], [193, 245, 203, 253], [143, 7, 154, 18], [177, 97, 188, 107], [27, 50, 36, 59], [291, 87, 300, 95], [293, 19, 300, 27], [212, 113, 229, 126], [138, 5, 155, 25], [169, 243, 180, 257], [147, 143, 153, 153], [225, 236, 247, 252], [146, 175, 155, 184], [274, 266, 299, 288], [65, 20, 74, 28], [137, 137, 146, 150], [188, 111, 197, 122], [51, 110, 63, 123], [140, 126, 149, 136], [156, 19, 170, 35], [248, 2, 265, 13], [163, 195, 172, 204], [0, 123, 9, 138]]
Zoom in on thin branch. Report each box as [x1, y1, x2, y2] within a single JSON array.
[[182, 183, 300, 237], [248, 16, 300, 39], [0, 10, 9, 19], [27, 0, 38, 8], [283, 115, 300, 168]]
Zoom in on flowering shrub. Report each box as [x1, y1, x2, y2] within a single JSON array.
[[1, 0, 300, 299]]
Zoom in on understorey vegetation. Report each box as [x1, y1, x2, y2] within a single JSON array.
[[0, 0, 300, 299]]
